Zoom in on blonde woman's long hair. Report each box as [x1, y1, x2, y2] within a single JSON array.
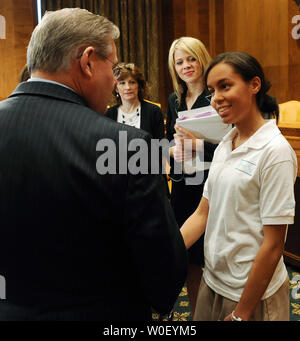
[[168, 37, 211, 107]]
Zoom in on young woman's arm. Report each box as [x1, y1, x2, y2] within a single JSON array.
[[224, 224, 287, 321], [180, 196, 209, 249]]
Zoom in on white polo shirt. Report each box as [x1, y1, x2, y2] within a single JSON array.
[[203, 120, 297, 302]]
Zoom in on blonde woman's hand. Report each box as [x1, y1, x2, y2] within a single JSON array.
[[172, 134, 195, 162], [172, 126, 203, 162]]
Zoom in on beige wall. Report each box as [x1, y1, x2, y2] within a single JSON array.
[[0, 0, 36, 100]]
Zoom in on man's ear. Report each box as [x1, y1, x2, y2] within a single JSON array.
[[249, 76, 261, 95], [78, 46, 95, 78]]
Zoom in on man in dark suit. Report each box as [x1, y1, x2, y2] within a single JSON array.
[[0, 8, 187, 321]]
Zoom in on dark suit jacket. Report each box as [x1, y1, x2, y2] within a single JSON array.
[[106, 100, 164, 139], [0, 81, 187, 321]]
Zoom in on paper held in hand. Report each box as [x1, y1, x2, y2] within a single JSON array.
[[176, 105, 232, 144], [175, 105, 232, 173]]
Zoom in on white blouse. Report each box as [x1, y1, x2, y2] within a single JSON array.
[[117, 105, 141, 129]]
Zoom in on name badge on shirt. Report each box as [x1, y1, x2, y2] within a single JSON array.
[[235, 159, 256, 176]]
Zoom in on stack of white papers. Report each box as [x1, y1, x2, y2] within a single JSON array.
[[176, 105, 232, 144], [175, 105, 232, 173]]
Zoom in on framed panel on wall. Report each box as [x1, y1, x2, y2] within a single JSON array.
[[0, 0, 37, 100]]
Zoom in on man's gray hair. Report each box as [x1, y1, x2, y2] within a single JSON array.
[[27, 8, 120, 74]]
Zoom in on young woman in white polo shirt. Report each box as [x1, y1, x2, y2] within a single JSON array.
[[177, 52, 297, 321]]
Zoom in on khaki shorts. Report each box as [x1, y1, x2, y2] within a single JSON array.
[[194, 275, 290, 321]]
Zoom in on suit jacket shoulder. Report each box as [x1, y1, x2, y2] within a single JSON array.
[[0, 81, 187, 320]]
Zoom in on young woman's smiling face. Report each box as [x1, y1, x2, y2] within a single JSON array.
[[174, 49, 203, 85], [207, 62, 260, 125]]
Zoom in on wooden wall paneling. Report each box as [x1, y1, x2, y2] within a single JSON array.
[[185, 0, 200, 39], [279, 123, 300, 267], [185, 0, 210, 49], [209, 0, 216, 57], [224, 0, 288, 66], [0, 1, 15, 100], [279, 123, 300, 177], [288, 0, 300, 101], [283, 176, 300, 267], [208, 0, 226, 58], [223, 0, 289, 103], [262, 0, 289, 104], [172, 0, 186, 38], [158, 0, 174, 112], [172, 0, 210, 51], [0, 0, 36, 100], [214, 0, 224, 57]]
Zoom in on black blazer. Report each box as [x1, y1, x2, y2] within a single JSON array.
[[106, 100, 165, 139], [0, 81, 187, 321]]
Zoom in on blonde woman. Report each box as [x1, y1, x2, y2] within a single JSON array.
[[166, 37, 218, 317]]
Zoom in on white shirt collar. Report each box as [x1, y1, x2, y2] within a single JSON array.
[[28, 78, 77, 93], [222, 120, 281, 150]]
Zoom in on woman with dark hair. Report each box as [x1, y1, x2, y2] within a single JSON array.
[[179, 52, 297, 321], [106, 63, 169, 203], [106, 63, 164, 140], [202, 51, 279, 120]]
